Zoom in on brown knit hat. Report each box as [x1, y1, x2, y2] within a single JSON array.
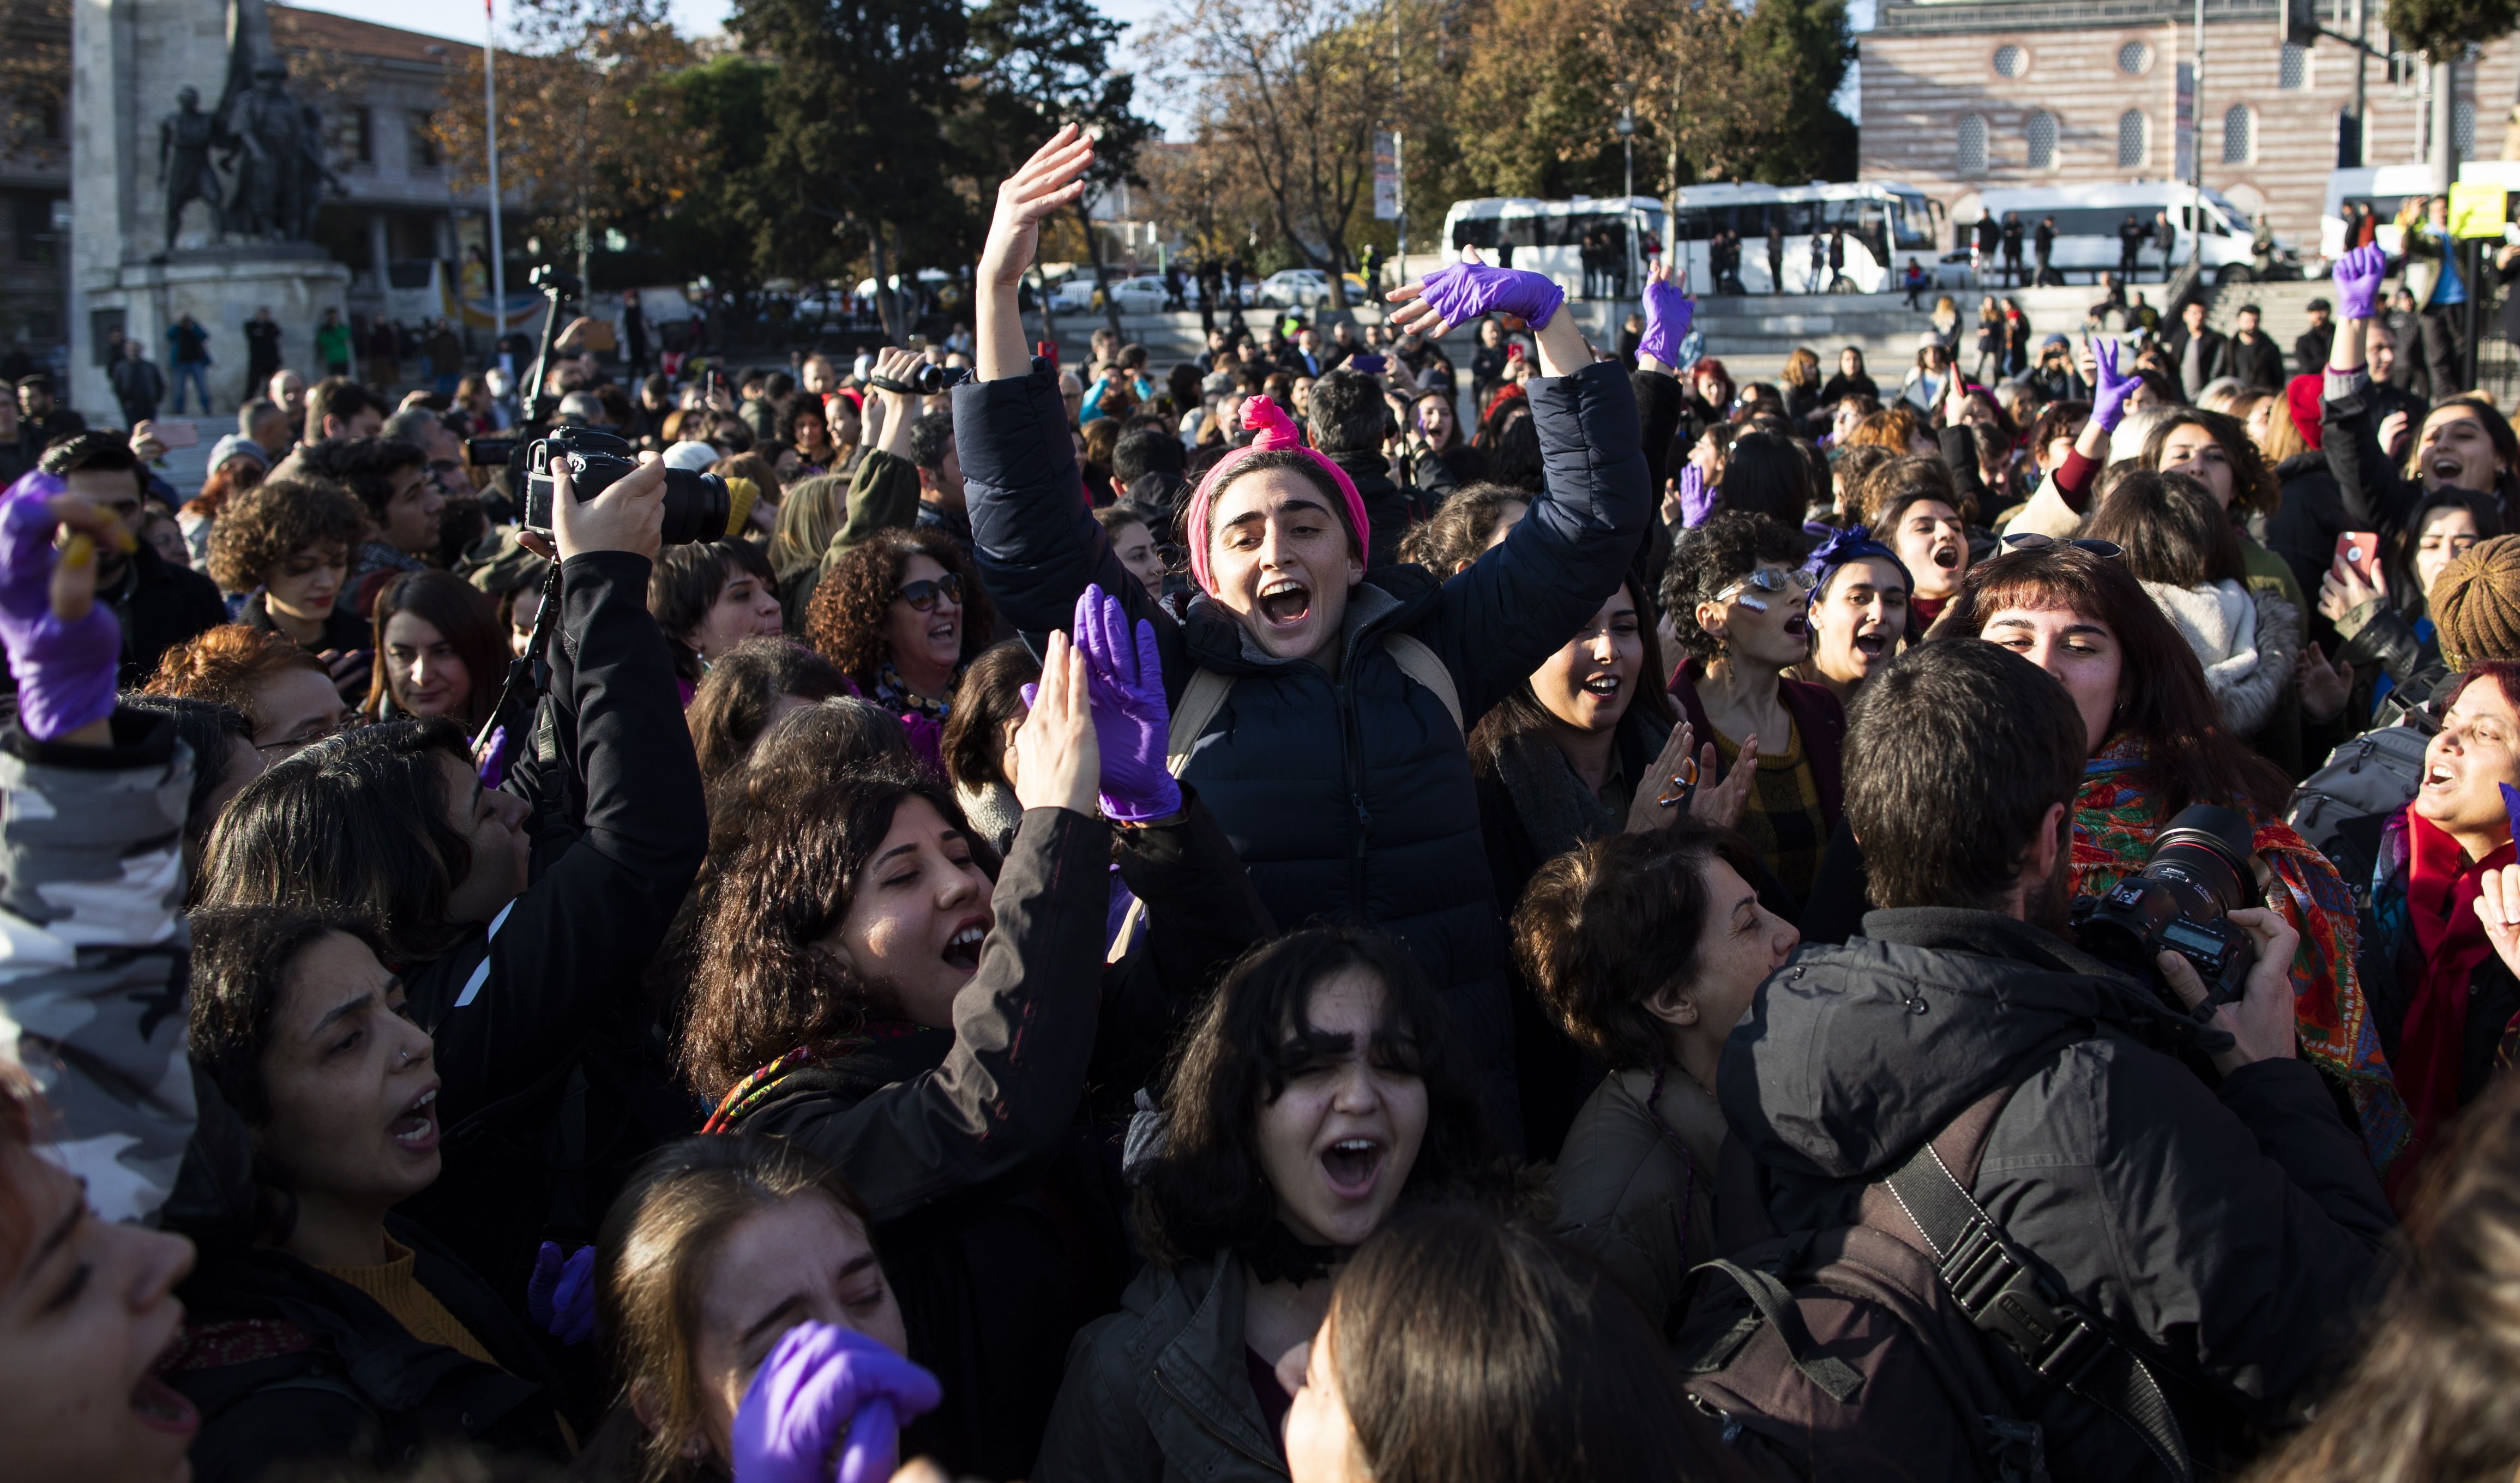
[[2432, 534, 2520, 669]]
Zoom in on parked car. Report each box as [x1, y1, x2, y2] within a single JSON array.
[[1258, 269, 1333, 309], [1110, 276, 1170, 314]]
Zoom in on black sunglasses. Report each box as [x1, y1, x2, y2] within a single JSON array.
[[2000, 533, 2124, 559], [897, 572, 964, 611]]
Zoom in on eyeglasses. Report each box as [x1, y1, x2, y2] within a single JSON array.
[[1716, 567, 1817, 602], [896, 572, 964, 611], [2000, 533, 2124, 559]]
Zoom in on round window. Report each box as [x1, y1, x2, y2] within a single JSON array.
[[2118, 40, 2151, 74], [1994, 44, 2025, 77]]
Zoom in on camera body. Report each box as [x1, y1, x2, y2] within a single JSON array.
[[2070, 803, 2259, 1015], [871, 364, 972, 398], [524, 427, 730, 546]]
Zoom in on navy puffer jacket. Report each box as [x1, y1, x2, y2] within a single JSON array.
[[960, 358, 1649, 1142]]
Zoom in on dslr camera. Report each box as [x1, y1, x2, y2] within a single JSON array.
[[524, 427, 730, 547], [2069, 803, 2260, 1015]]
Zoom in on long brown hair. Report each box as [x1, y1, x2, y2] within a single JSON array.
[[594, 1134, 881, 1482], [1940, 544, 2290, 817], [368, 570, 506, 729], [1330, 1204, 1760, 1483], [2137, 407, 2282, 520], [678, 763, 990, 1099], [2244, 1075, 2520, 1483]]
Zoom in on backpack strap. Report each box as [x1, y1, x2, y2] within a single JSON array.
[[1379, 632, 1463, 737], [1869, 1052, 2196, 1483], [1165, 666, 1236, 774]]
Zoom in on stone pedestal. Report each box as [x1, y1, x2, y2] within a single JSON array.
[[77, 250, 347, 417]]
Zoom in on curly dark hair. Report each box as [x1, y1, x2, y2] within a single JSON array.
[[940, 640, 1041, 795], [801, 527, 995, 690], [1130, 925, 1504, 1268], [1658, 510, 1809, 662], [1513, 821, 1765, 1071], [678, 763, 990, 1099], [205, 477, 367, 594], [685, 636, 853, 786], [1396, 482, 1530, 574], [189, 906, 392, 1129]]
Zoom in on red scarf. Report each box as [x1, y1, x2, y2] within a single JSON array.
[[2401, 811, 2515, 1155]]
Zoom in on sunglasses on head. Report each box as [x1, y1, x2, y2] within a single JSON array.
[[2000, 533, 2124, 559], [897, 572, 964, 611], [1718, 567, 1818, 602]]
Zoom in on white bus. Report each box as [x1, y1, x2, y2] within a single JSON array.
[[1974, 182, 2270, 282], [1440, 196, 1669, 302], [1662, 182, 1944, 294]]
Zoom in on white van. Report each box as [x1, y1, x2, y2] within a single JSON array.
[[1974, 183, 2270, 283], [2318, 164, 2438, 266]]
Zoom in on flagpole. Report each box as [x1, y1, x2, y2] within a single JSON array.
[[485, 0, 507, 369]]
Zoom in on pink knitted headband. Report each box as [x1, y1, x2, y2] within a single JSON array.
[[1183, 394, 1370, 593]]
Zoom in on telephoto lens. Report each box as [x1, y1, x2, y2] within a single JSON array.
[[2070, 803, 2260, 1014]]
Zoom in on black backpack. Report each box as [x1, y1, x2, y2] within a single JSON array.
[[1674, 1060, 2195, 1483]]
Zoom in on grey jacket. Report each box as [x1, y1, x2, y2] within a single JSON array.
[[1034, 1256, 1288, 1483], [0, 710, 195, 1225], [1550, 1066, 1722, 1336]]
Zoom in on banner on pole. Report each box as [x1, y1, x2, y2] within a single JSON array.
[[2174, 64, 2196, 182], [1373, 130, 1400, 221]]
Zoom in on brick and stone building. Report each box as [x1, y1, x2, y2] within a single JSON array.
[[1859, 0, 2520, 246]]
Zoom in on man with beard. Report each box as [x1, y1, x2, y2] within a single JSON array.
[[1722, 639, 2393, 1474]]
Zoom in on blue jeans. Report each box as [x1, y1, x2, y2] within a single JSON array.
[[171, 360, 211, 414]]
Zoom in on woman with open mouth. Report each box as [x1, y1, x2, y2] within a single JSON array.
[[1795, 524, 1913, 704], [1661, 511, 1842, 912], [683, 608, 1271, 1478], [1865, 456, 1972, 629], [166, 908, 576, 1479], [805, 526, 993, 728], [960, 129, 1650, 1148], [1034, 927, 1511, 1483], [1466, 572, 1676, 1154], [2324, 242, 2520, 542]]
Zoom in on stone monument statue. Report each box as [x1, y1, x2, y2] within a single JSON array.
[[69, 0, 353, 415], [157, 86, 224, 252]]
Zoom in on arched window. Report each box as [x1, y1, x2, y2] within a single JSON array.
[[1993, 44, 2025, 77], [2223, 104, 2253, 164], [2457, 99, 2477, 160], [2025, 110, 2057, 170], [2118, 109, 2148, 168], [2279, 41, 2310, 89], [1958, 113, 1988, 176], [2118, 40, 2150, 74]]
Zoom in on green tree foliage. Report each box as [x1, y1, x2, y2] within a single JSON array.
[[2385, 0, 2520, 57], [729, 0, 973, 334]]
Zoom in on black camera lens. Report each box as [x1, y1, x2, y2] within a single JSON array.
[[657, 469, 732, 546], [2143, 804, 2256, 914]]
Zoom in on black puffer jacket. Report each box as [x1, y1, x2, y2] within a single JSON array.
[[962, 357, 1650, 1141], [2263, 449, 2350, 625], [1722, 908, 2396, 1455], [165, 1215, 569, 1483]]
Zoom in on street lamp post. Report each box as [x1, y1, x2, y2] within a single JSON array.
[[1616, 98, 1638, 299], [484, 0, 505, 365]]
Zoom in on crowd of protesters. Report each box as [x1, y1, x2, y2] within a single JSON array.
[[17, 123, 2520, 1483]]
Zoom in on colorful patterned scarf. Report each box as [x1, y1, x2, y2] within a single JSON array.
[[2075, 739, 2409, 1174]]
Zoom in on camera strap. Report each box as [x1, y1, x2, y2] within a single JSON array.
[[473, 557, 563, 762], [1874, 1086, 2195, 1483]]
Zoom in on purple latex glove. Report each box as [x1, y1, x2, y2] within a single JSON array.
[[2333, 243, 2388, 322], [2089, 339, 2141, 434], [1414, 261, 1566, 333], [526, 1241, 597, 1346], [731, 1322, 942, 1483], [476, 724, 509, 790], [1639, 278, 1693, 366], [1677, 464, 1717, 528], [1070, 583, 1179, 823], [898, 712, 943, 778], [0, 473, 121, 742]]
